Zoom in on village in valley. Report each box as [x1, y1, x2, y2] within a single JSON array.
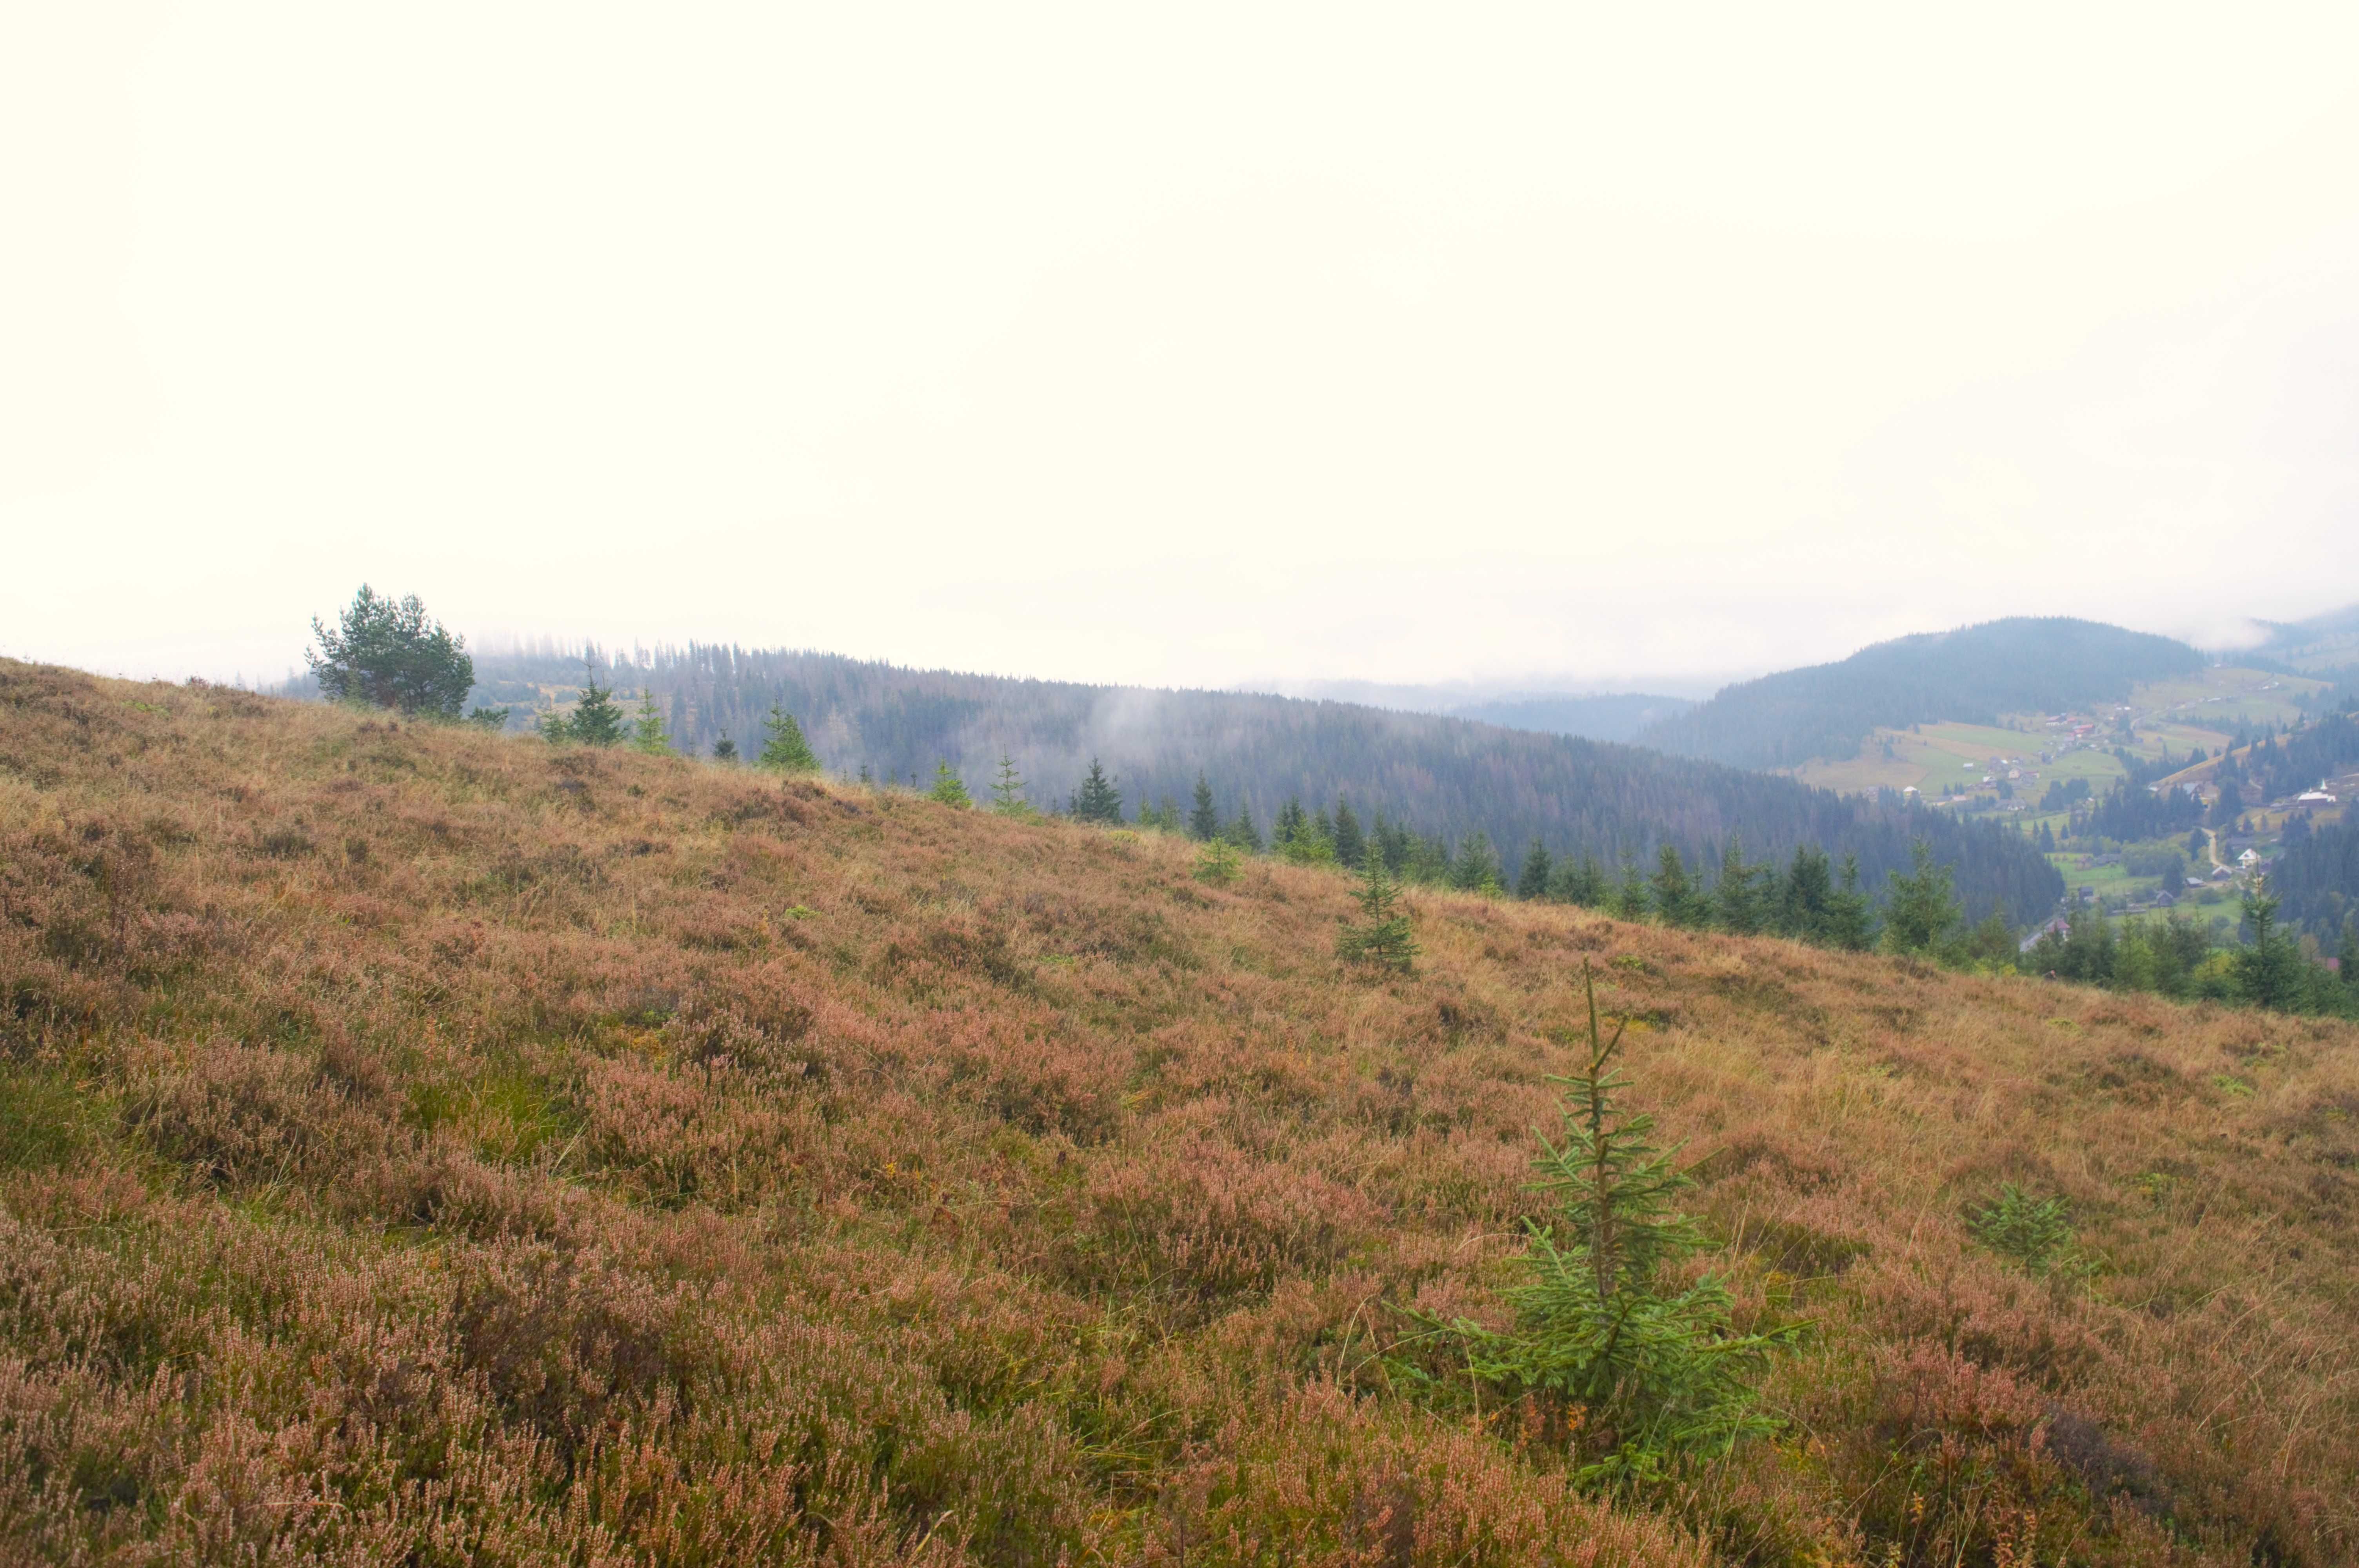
[[1788, 664, 2355, 942]]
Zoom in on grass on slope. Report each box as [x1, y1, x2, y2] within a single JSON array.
[[4, 660, 2359, 1566]]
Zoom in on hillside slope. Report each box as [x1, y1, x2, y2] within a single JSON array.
[[4, 661, 2357, 1565], [1639, 617, 2207, 771], [383, 645, 2063, 926]]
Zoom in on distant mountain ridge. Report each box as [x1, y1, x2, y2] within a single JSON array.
[[409, 644, 2063, 925], [1635, 616, 2207, 771]]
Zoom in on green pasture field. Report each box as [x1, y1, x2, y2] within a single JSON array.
[[1791, 667, 2330, 800]]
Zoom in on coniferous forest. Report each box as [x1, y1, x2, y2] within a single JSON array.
[[415, 642, 2065, 926]]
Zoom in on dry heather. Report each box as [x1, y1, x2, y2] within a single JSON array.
[[2, 658, 2357, 1566]]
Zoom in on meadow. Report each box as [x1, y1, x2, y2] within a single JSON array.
[[1788, 668, 2330, 801], [5, 658, 2359, 1565]]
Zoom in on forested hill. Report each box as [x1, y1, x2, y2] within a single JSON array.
[[1637, 616, 2206, 770], [442, 645, 2061, 925]]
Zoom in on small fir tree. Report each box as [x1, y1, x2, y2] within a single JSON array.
[[631, 690, 671, 754], [928, 760, 972, 808], [990, 753, 1035, 818], [1881, 840, 1961, 955], [1517, 839, 1554, 900], [559, 661, 626, 747], [711, 733, 738, 763], [1189, 773, 1221, 840], [1649, 845, 1705, 928], [1714, 836, 1765, 934], [1616, 861, 1652, 921], [1337, 846, 1418, 971], [1273, 797, 1309, 850], [758, 705, 820, 773], [1332, 799, 1366, 869], [1073, 759, 1123, 823], [1414, 959, 1796, 1486], [2233, 884, 2305, 1011], [1194, 835, 1241, 886], [1453, 831, 1505, 895], [1824, 854, 1876, 951], [1225, 802, 1263, 854]]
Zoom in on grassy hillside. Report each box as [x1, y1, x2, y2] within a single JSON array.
[[5, 660, 2358, 1565], [1640, 618, 2207, 772], [306, 645, 2065, 927]]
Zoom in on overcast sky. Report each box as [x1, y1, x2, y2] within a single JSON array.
[[7, 4, 2358, 695]]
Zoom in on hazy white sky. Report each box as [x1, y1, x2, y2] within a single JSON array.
[[6, 4, 2358, 692]]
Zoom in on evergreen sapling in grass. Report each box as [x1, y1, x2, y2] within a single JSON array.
[[1337, 847, 1417, 972], [1409, 958, 1797, 1488], [928, 760, 971, 809], [758, 705, 820, 773]]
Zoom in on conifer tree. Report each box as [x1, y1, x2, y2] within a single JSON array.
[[1337, 844, 1418, 971], [2339, 918, 2358, 991], [758, 704, 820, 773], [1617, 861, 1651, 921], [1453, 831, 1504, 895], [1517, 839, 1553, 900], [1332, 799, 1365, 869], [306, 585, 476, 719], [1552, 855, 1609, 907], [1649, 845, 1704, 928], [1824, 853, 1876, 951], [1189, 774, 1220, 840], [1073, 758, 1123, 823], [1273, 797, 1309, 850], [1714, 835, 1765, 934], [1778, 845, 1833, 941], [711, 733, 738, 763], [1225, 801, 1263, 853], [1419, 959, 1796, 1485], [990, 753, 1034, 818], [928, 760, 972, 808], [552, 661, 625, 747], [631, 689, 672, 754], [2233, 884, 2304, 1011], [1881, 840, 1961, 955]]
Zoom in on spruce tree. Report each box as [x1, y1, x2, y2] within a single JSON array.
[[1649, 845, 1704, 928], [711, 733, 738, 763], [1273, 797, 1308, 850], [1824, 854, 1876, 951], [1778, 845, 1833, 941], [1617, 861, 1652, 922], [631, 690, 672, 754], [1073, 759, 1123, 823], [2233, 885, 2305, 1011], [1517, 838, 1553, 900], [1420, 959, 1796, 1485], [1332, 799, 1365, 869], [1452, 831, 1504, 895], [561, 661, 626, 747], [1714, 835, 1765, 934], [1225, 802, 1263, 853], [928, 760, 972, 808], [1881, 840, 1961, 955], [1189, 774, 1220, 840], [758, 705, 820, 773], [1337, 844, 1417, 971], [990, 753, 1034, 818]]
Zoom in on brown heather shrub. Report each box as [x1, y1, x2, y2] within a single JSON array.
[[3, 655, 2359, 1564]]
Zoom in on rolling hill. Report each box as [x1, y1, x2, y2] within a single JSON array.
[[3, 659, 2355, 1564], [393, 645, 2063, 927], [1637, 617, 2208, 771]]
